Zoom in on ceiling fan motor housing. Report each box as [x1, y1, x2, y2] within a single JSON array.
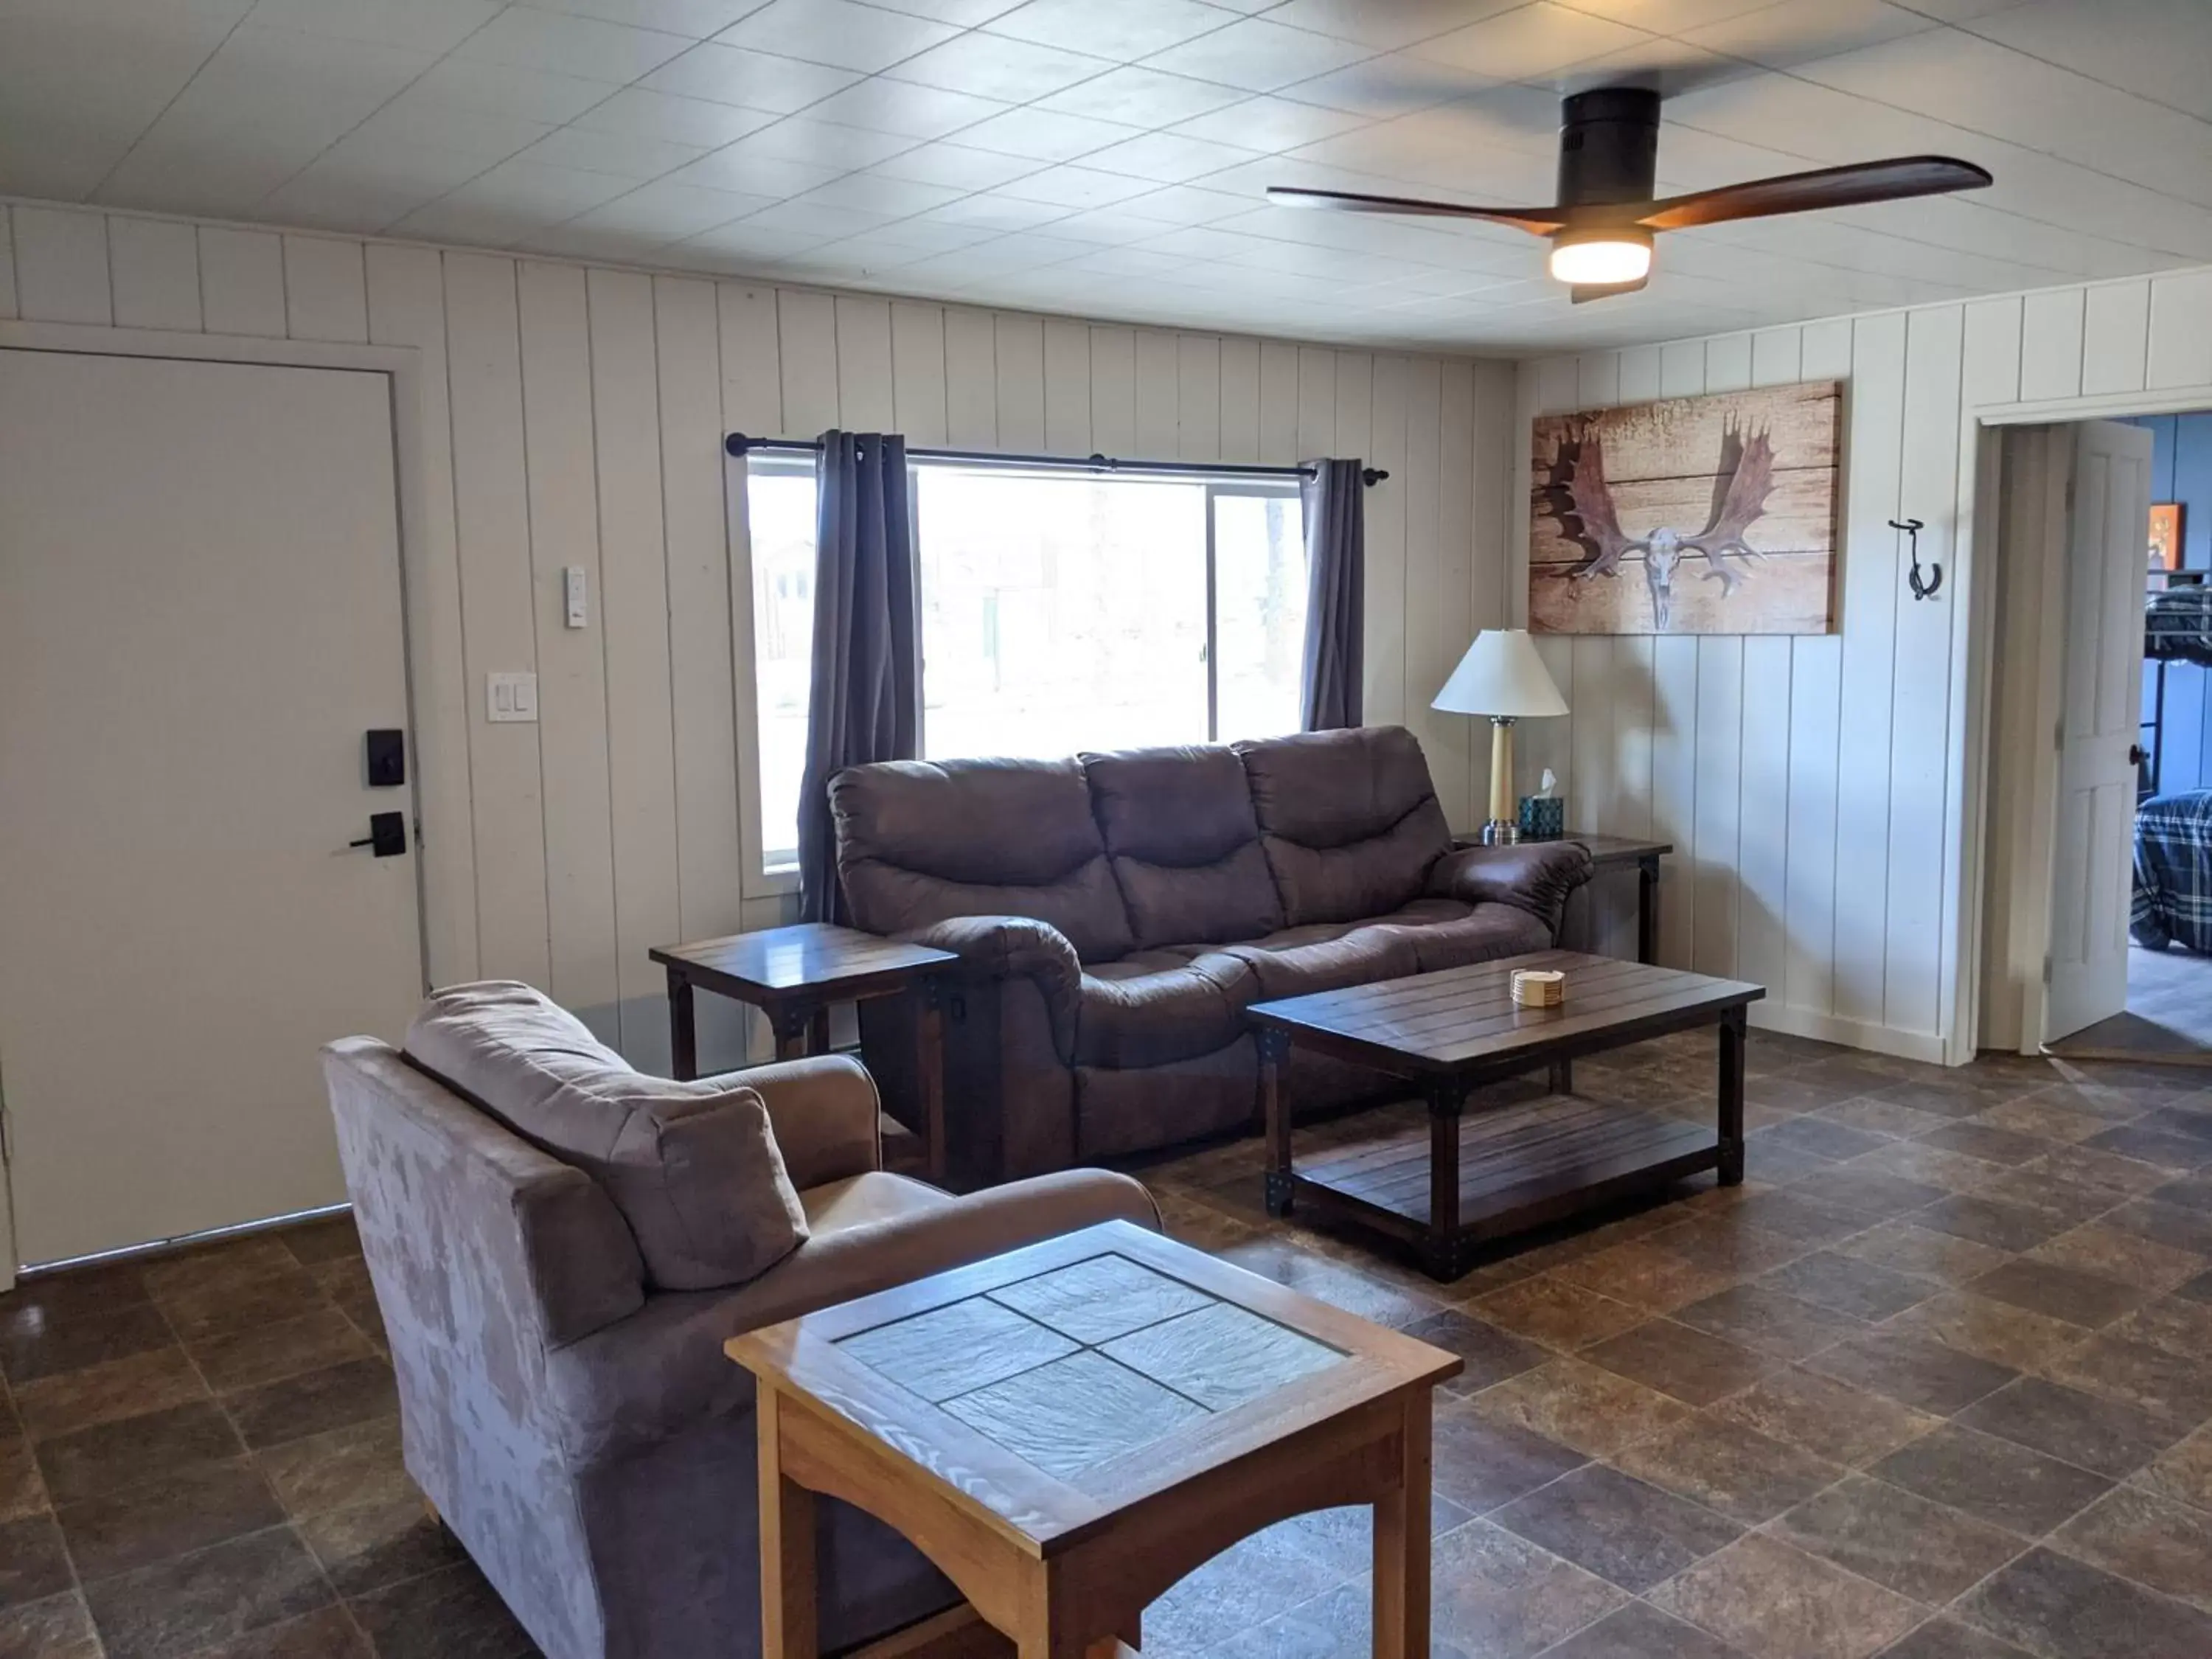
[[1557, 88, 1660, 211]]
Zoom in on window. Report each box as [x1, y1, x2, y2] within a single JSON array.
[[742, 457, 1307, 874]]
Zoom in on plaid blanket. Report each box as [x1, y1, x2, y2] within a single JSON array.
[[2133, 790, 2212, 954], [2147, 586, 2212, 666]]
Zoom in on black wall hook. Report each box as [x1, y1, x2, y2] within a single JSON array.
[[1891, 517, 1941, 600]]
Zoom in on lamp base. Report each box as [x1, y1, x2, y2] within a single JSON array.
[[1479, 819, 1522, 846]]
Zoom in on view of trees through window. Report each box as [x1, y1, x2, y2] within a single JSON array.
[[745, 459, 1306, 870]]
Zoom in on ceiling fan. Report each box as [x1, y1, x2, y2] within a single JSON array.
[[1267, 88, 1993, 302]]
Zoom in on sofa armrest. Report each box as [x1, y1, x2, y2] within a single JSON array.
[[905, 914, 1081, 1056], [703, 1053, 881, 1191], [1427, 841, 1592, 936]]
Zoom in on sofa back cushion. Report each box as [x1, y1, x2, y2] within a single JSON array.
[[832, 757, 1135, 961], [403, 981, 807, 1292], [1234, 726, 1453, 925], [1081, 744, 1284, 948]]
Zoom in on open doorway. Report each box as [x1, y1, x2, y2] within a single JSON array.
[[1981, 418, 2212, 1064]]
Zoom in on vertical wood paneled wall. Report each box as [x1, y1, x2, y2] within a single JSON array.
[[1515, 268, 2212, 1061], [0, 201, 1512, 1072]]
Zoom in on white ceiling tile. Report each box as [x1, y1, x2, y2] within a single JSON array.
[[1270, 52, 1483, 116], [514, 125, 710, 179], [671, 218, 829, 257], [397, 59, 620, 123], [834, 215, 1003, 251], [863, 0, 1029, 21], [316, 122, 542, 187], [1079, 131, 1259, 183], [345, 100, 555, 164], [1139, 18, 1376, 92], [1682, 0, 1937, 72], [992, 164, 1158, 206], [1172, 94, 1371, 151], [866, 141, 1046, 187], [529, 0, 771, 39], [724, 115, 920, 169], [799, 78, 1011, 137], [1562, 0, 1777, 29], [454, 7, 693, 80], [641, 43, 866, 109], [243, 0, 504, 54], [740, 198, 900, 237], [1263, 0, 1522, 50], [566, 177, 775, 234], [1034, 65, 1246, 125], [664, 146, 844, 195], [147, 24, 436, 153], [1965, 0, 2212, 120], [918, 192, 1073, 229], [571, 86, 782, 145], [888, 29, 1114, 98], [714, 0, 962, 72], [516, 221, 684, 259], [259, 167, 437, 232], [1110, 183, 1256, 223], [437, 156, 640, 216], [1411, 3, 1653, 80], [791, 171, 967, 214], [953, 105, 1141, 159], [984, 0, 1233, 60], [100, 134, 325, 218], [1062, 245, 1197, 277]]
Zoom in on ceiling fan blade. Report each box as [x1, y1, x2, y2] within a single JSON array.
[[1635, 156, 1992, 232], [1571, 276, 1649, 304], [1265, 186, 1564, 236]]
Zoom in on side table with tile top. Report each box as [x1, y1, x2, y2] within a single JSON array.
[[728, 1220, 1462, 1659], [650, 922, 957, 1182]]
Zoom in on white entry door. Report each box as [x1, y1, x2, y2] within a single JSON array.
[[2045, 419, 2154, 1043], [0, 348, 425, 1268]]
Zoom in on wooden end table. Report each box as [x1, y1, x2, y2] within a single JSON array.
[[1454, 832, 1672, 964], [727, 1220, 1461, 1659], [1251, 950, 1764, 1281], [650, 923, 957, 1181]]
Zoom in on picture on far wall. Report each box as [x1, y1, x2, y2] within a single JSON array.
[[1531, 379, 1842, 634], [2149, 501, 2183, 589]]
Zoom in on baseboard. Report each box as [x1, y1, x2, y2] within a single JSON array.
[[1749, 1004, 1950, 1066]]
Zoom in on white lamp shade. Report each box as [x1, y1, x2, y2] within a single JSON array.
[[1432, 628, 1568, 718]]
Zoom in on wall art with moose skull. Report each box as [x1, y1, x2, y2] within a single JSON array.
[[1531, 380, 1840, 634]]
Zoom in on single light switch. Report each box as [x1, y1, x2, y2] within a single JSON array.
[[563, 566, 588, 629], [487, 672, 538, 723]]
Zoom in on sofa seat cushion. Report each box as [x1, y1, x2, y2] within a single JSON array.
[[1075, 951, 1257, 1067], [1210, 923, 1423, 1001], [1363, 898, 1551, 971], [406, 981, 807, 1293]]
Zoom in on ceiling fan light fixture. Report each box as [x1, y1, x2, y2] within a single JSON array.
[[1548, 227, 1652, 286]]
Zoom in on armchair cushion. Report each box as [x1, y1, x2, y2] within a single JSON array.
[[406, 981, 808, 1293], [708, 1053, 882, 1192]]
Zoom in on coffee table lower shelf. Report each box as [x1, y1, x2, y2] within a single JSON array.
[[1270, 1096, 1722, 1278]]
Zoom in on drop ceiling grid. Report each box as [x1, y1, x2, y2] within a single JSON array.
[[0, 0, 2208, 350]]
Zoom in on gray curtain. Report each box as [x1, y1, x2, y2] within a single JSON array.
[[1299, 458, 1366, 731], [798, 431, 917, 925]]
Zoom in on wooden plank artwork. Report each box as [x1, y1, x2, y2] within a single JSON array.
[[1531, 379, 1840, 635]]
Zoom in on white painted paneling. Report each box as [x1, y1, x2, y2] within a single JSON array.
[[1296, 346, 1334, 460], [2020, 287, 2086, 400], [198, 228, 286, 338], [890, 301, 947, 445], [1179, 334, 1222, 462], [2146, 271, 2212, 391], [109, 218, 201, 331], [720, 284, 782, 437], [1433, 360, 1475, 826], [2079, 280, 2149, 396], [994, 313, 1045, 448], [778, 288, 838, 437], [0, 209, 15, 319], [1133, 329, 1177, 459], [1043, 318, 1089, 454], [1088, 324, 1133, 456], [1219, 336, 1259, 464], [13, 206, 109, 324], [1258, 340, 1298, 466], [835, 296, 894, 431], [944, 307, 996, 447], [1364, 355, 1409, 728], [283, 234, 367, 343]]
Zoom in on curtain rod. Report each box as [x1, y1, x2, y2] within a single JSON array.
[[724, 432, 1388, 487]]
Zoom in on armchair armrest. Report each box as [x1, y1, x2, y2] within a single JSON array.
[[905, 914, 1081, 1055], [705, 1052, 880, 1191], [1427, 841, 1592, 936]]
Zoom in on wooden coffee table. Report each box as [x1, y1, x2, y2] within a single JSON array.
[[1251, 950, 1764, 1281], [727, 1220, 1461, 1659]]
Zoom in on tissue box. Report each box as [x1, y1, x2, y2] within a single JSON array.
[[1518, 796, 1565, 841]]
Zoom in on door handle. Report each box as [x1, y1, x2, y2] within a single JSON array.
[[349, 811, 407, 858], [2129, 743, 2147, 767]]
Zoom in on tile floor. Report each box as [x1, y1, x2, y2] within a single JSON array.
[[5, 1030, 2212, 1658], [2046, 945, 2212, 1067]]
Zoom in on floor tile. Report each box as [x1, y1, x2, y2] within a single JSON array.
[[1582, 1320, 1775, 1407], [81, 1526, 331, 1659], [1964, 1259, 2149, 1329], [1210, 1238, 1444, 1329], [2084, 1124, 2212, 1172], [1399, 1311, 1548, 1394], [1834, 1222, 2014, 1286], [298, 1496, 467, 1596], [35, 1402, 246, 1506], [313, 1259, 386, 1349], [1708, 1366, 1942, 1467], [1491, 1463, 1739, 1593], [0, 1442, 42, 1525], [223, 1360, 396, 1451], [1792, 1169, 1950, 1222], [1718, 1190, 1883, 1248], [1957, 1545, 2212, 1659], [1428, 1520, 1627, 1659], [2104, 1198, 2212, 1256], [2043, 1334, 2212, 1425], [1551, 1241, 1742, 1312], [0, 1514, 74, 1610], [1672, 1284, 1866, 1360], [187, 1311, 376, 1395], [55, 1458, 285, 1584], [1759, 1117, 1892, 1163], [2051, 1486, 2212, 1610], [1871, 1424, 2111, 1537], [1206, 1576, 1368, 1659], [1969, 1169, 2123, 1229], [1804, 1331, 2017, 1416], [1144, 1522, 1345, 1652], [1873, 1616, 2037, 1659], [0, 1590, 100, 1659], [1538, 1600, 1746, 1659], [1609, 1416, 1842, 1525], [1913, 1197, 2070, 1254], [253, 1416, 411, 1520], [279, 1217, 362, 1267], [2133, 1424, 2212, 1511], [2108, 1295, 2212, 1361], [1428, 1400, 1587, 1514], [1766, 1252, 1940, 1321], [13, 1346, 206, 1443], [343, 1561, 538, 1659], [185, 1602, 372, 1657], [1916, 1124, 2053, 1167], [155, 1267, 327, 1346], [1471, 1357, 1695, 1459], [0, 1305, 175, 1386], [1640, 1217, 1812, 1279], [1973, 1096, 2115, 1144], [1955, 1377, 2187, 1478], [1768, 1472, 2023, 1604], [1882, 1290, 2092, 1373], [2027, 1222, 2205, 1291], [1646, 1532, 1921, 1659], [1467, 1277, 1646, 1351], [139, 1239, 304, 1304]]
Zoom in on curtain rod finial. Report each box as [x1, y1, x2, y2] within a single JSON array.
[[1361, 467, 1390, 487], [726, 433, 749, 457]]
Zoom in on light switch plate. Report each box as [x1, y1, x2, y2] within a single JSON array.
[[487, 672, 538, 723], [563, 566, 588, 629]]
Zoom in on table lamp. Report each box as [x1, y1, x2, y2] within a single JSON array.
[[1433, 628, 1569, 846]]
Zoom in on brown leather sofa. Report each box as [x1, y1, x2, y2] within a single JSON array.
[[834, 726, 1592, 1182]]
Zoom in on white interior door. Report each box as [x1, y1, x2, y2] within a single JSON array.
[[2045, 419, 2153, 1043], [0, 348, 424, 1268]]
